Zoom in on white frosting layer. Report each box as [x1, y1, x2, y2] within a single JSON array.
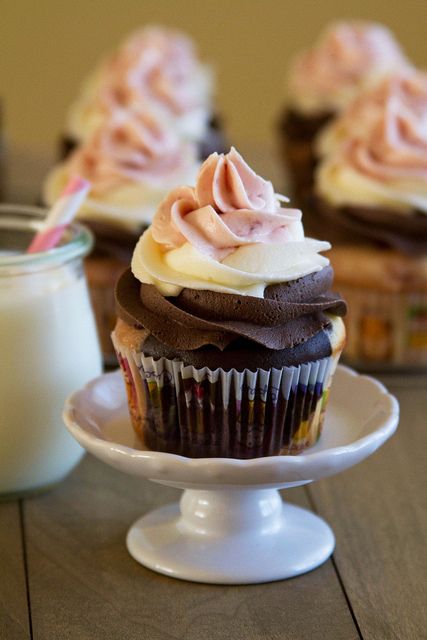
[[316, 156, 427, 214], [131, 228, 330, 297]]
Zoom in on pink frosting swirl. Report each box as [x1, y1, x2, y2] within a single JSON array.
[[151, 148, 303, 260], [67, 109, 196, 194], [289, 21, 408, 112], [335, 71, 427, 182], [94, 27, 208, 121]]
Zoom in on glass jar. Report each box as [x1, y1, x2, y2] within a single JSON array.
[[0, 205, 102, 497]]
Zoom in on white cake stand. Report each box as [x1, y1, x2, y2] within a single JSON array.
[[63, 366, 398, 585]]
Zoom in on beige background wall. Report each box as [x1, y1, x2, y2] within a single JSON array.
[[2, 0, 427, 186]]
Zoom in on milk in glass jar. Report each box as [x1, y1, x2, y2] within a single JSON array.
[[0, 205, 102, 496]]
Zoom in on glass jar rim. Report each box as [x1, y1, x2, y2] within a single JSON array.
[[0, 204, 93, 274]]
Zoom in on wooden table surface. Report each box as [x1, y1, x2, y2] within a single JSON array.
[[1, 372, 426, 640]]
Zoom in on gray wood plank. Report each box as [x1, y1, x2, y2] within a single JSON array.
[[309, 383, 427, 640], [24, 455, 359, 640], [0, 502, 31, 640]]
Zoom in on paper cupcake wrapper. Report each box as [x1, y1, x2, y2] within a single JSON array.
[[339, 284, 427, 368], [112, 335, 340, 458]]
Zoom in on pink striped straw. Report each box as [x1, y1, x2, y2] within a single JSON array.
[[27, 176, 91, 254]]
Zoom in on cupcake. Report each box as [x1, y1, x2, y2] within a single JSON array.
[[112, 148, 346, 458], [61, 26, 226, 162], [45, 109, 199, 361], [311, 70, 427, 368], [278, 21, 408, 204]]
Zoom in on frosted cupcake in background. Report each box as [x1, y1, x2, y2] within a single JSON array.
[[311, 70, 427, 368], [45, 109, 199, 361], [61, 26, 226, 161], [278, 21, 409, 203], [112, 148, 346, 459]]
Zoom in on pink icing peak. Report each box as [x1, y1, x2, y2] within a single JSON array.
[[196, 148, 277, 212], [334, 70, 427, 183], [67, 109, 195, 194], [151, 148, 303, 260]]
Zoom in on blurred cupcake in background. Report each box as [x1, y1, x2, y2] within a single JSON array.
[[311, 69, 427, 368], [278, 21, 409, 204], [45, 108, 199, 362], [60, 26, 226, 161], [112, 148, 346, 459]]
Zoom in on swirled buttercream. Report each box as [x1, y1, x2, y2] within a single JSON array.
[[316, 71, 427, 214], [288, 21, 408, 115], [131, 148, 330, 296], [44, 110, 199, 231], [65, 26, 213, 144]]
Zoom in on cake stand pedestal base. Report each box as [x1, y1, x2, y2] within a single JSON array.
[[127, 488, 334, 584], [64, 366, 399, 585]]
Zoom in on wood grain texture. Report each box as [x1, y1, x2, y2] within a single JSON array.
[[309, 382, 427, 640], [0, 502, 30, 640], [24, 455, 358, 640]]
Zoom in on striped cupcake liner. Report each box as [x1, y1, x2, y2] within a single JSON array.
[[112, 335, 340, 459]]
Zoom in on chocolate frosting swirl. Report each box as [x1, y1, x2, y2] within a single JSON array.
[[115, 265, 346, 353], [309, 196, 427, 256]]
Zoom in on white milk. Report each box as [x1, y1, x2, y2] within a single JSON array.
[[0, 262, 102, 495]]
